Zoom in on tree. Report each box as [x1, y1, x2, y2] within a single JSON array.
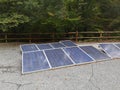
[[0, 0, 119, 32], [0, 0, 30, 31]]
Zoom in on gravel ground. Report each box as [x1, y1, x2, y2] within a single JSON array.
[[0, 42, 120, 90]]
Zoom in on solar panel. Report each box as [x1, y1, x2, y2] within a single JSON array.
[[79, 46, 110, 61], [21, 41, 116, 74], [63, 47, 94, 64], [50, 42, 65, 48], [21, 44, 38, 52], [45, 49, 73, 67], [99, 44, 120, 58], [37, 44, 53, 50], [60, 40, 77, 46], [115, 44, 120, 48], [22, 51, 50, 74]]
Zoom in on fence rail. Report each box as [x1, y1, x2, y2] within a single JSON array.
[[0, 31, 120, 43]]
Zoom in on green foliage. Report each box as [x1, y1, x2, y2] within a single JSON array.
[[0, 0, 119, 32], [0, 13, 29, 31], [0, 0, 30, 31]]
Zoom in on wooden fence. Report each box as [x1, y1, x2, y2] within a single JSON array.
[[0, 31, 120, 43]]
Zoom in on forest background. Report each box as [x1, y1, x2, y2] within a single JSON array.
[[0, 0, 120, 34]]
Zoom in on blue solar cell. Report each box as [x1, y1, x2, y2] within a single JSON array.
[[50, 42, 65, 48], [22, 51, 50, 73], [21, 44, 38, 52], [99, 44, 120, 58], [45, 49, 73, 67], [60, 40, 77, 46], [37, 44, 53, 50], [115, 44, 120, 48], [63, 47, 93, 64], [79, 46, 110, 60]]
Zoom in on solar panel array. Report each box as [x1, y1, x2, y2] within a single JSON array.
[[21, 40, 77, 52], [99, 43, 120, 58], [79, 46, 111, 61], [21, 41, 120, 74]]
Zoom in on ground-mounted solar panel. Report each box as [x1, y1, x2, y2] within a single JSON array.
[[21, 41, 116, 74], [63, 47, 94, 64], [37, 44, 53, 50], [22, 51, 50, 74], [60, 40, 77, 46], [50, 42, 65, 48], [21, 44, 38, 52], [45, 49, 74, 68], [99, 44, 120, 58], [79, 46, 111, 61]]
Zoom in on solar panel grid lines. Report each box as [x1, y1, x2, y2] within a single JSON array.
[[37, 45, 77, 51], [37, 44, 78, 51], [115, 43, 120, 48], [99, 43, 120, 58], [42, 50, 52, 68], [22, 49, 40, 53], [20, 40, 77, 53], [114, 43, 120, 49], [50, 42, 66, 48], [36, 43, 53, 50], [113, 44, 120, 56], [61, 48, 76, 64], [35, 45, 77, 52], [97, 43, 112, 58], [22, 51, 50, 74], [63, 47, 94, 64], [21, 40, 118, 74], [20, 44, 39, 53], [48, 43, 55, 49], [44, 48, 74, 68], [79, 46, 111, 61], [60, 40, 77, 46], [59, 41, 67, 47], [78, 46, 96, 61], [35, 44, 41, 50], [59, 41, 67, 46]]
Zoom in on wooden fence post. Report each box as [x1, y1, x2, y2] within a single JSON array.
[[99, 31, 103, 41], [5, 34, 8, 43], [29, 33, 31, 43], [75, 31, 78, 43], [52, 32, 55, 42]]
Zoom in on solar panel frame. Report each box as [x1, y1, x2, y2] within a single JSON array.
[[20, 44, 31, 52], [44, 51, 81, 72], [36, 43, 53, 50], [20, 44, 39, 53], [22, 51, 51, 74], [42, 48, 94, 72], [99, 43, 120, 58], [61, 48, 76, 64], [44, 48, 74, 68], [21, 41, 117, 74], [22, 45, 113, 74], [114, 43, 120, 49], [60, 40, 77, 47], [63, 46, 95, 64], [78, 46, 96, 61], [45, 46, 95, 71], [50, 42, 66, 48], [22, 47, 95, 74], [79, 45, 111, 61], [98, 43, 112, 58]]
